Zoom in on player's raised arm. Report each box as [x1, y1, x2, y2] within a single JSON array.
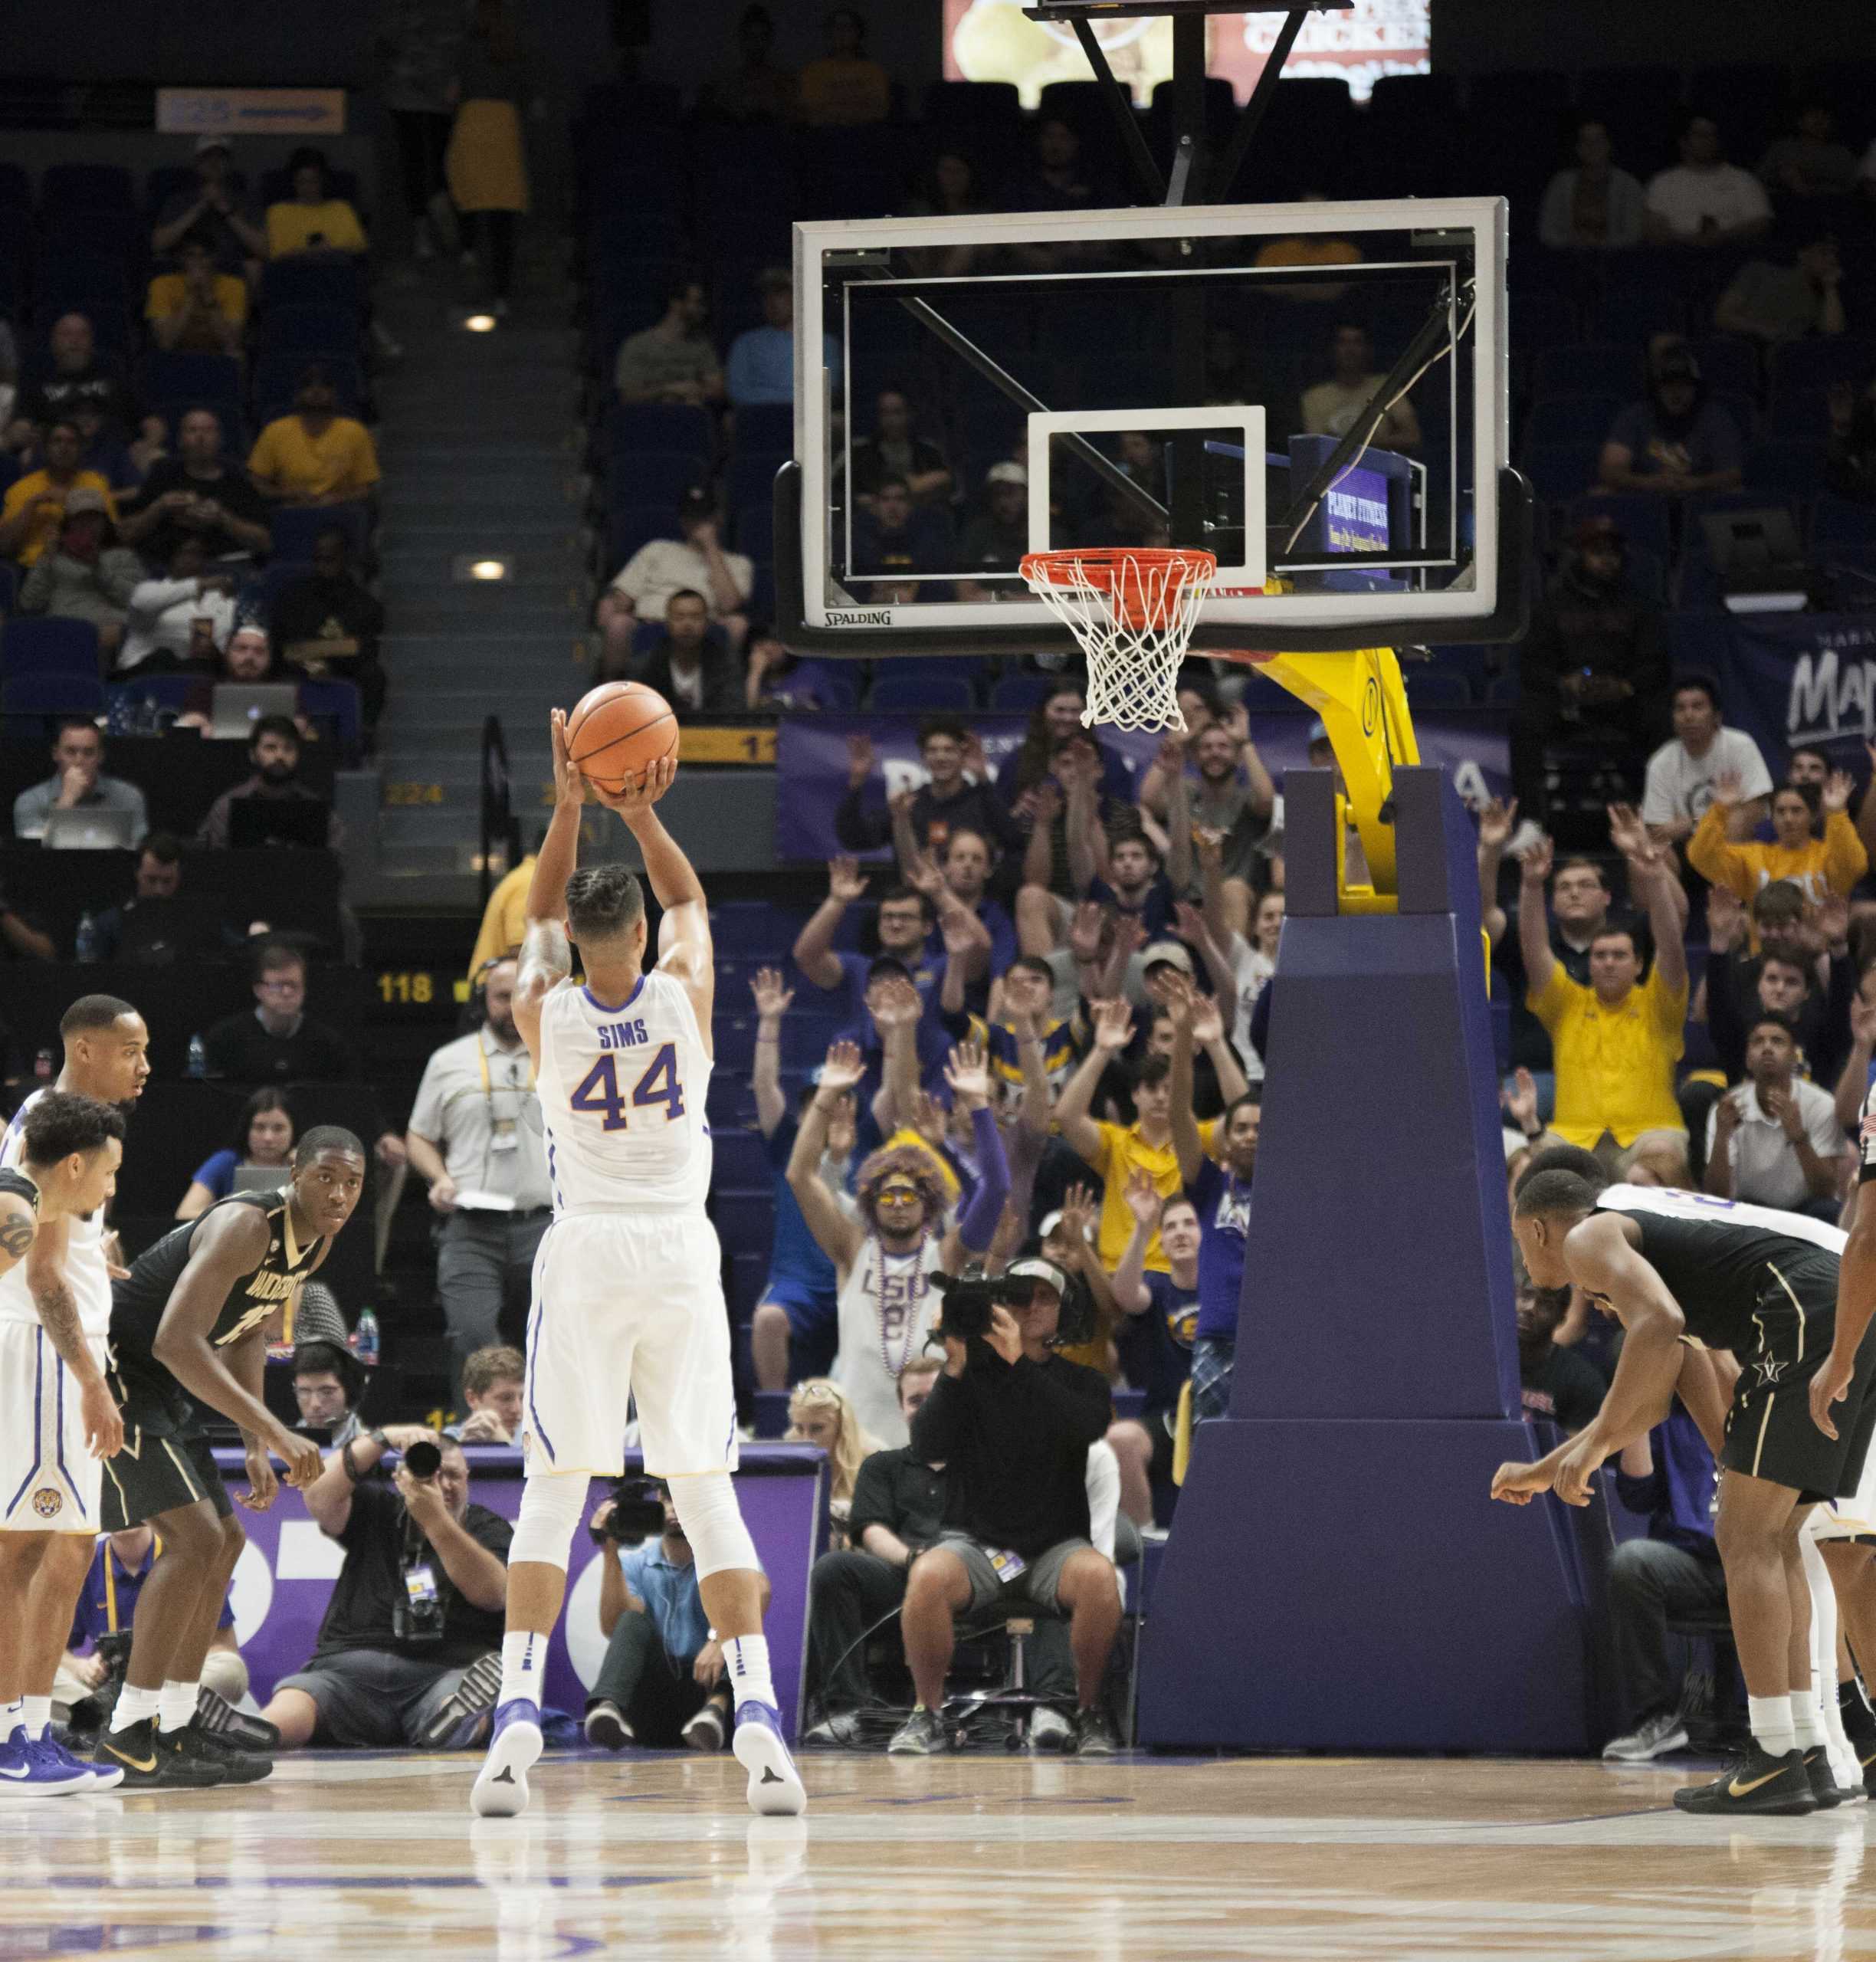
[[150, 1206, 320, 1485], [594, 754, 713, 1042], [514, 707, 585, 1056]]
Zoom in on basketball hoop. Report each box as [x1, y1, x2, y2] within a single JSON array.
[[1019, 547, 1218, 733]]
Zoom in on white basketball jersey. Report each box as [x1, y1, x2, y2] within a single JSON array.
[[0, 1088, 113, 1337], [536, 970, 713, 1212]]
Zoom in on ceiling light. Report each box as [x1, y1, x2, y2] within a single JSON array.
[[464, 313, 497, 333], [452, 555, 513, 582]]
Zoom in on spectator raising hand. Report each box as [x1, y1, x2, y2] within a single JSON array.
[[943, 1038, 992, 1111], [749, 965, 793, 1022], [818, 1038, 867, 1096]]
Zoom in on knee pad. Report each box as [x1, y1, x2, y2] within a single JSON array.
[[200, 1647, 249, 1705], [667, 1471, 759, 1582], [507, 1472, 591, 1571]]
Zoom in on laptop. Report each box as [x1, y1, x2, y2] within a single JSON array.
[[228, 796, 332, 848], [41, 805, 138, 850], [231, 1166, 288, 1195], [1701, 507, 1811, 615], [210, 683, 300, 740]]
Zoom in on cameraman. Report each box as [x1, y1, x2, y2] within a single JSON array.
[[582, 1485, 758, 1755], [890, 1257, 1122, 1758], [259, 1428, 511, 1751]]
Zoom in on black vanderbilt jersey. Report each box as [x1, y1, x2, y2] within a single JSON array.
[[1592, 1183, 1844, 1354], [110, 1189, 324, 1360]]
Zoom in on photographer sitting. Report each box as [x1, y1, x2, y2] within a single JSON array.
[[583, 1482, 758, 1755], [260, 1429, 511, 1751], [889, 1257, 1122, 1758]]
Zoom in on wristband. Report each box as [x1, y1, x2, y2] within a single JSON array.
[[340, 1439, 363, 1483]]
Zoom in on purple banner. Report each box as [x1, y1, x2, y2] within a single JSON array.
[[1713, 612, 1876, 779], [775, 707, 1509, 863], [214, 1446, 827, 1736]]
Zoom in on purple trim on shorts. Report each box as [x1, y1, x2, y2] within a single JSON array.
[[6, 1330, 45, 1517]]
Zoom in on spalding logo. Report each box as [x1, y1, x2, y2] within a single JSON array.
[[31, 1488, 61, 1519], [825, 609, 894, 627]]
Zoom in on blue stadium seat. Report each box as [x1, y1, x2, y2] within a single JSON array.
[[630, 619, 729, 659], [1523, 394, 1625, 445], [709, 901, 812, 955], [258, 255, 365, 313], [270, 501, 369, 568], [868, 671, 976, 714], [1743, 441, 1827, 500], [41, 163, 133, 212], [710, 1130, 771, 1193], [713, 1195, 776, 1261], [922, 79, 1023, 143], [141, 349, 244, 409], [1589, 283, 1689, 349], [777, 659, 857, 712], [254, 351, 365, 422], [1667, 612, 1733, 677], [606, 402, 713, 464], [2, 615, 100, 679], [605, 447, 707, 507], [734, 404, 794, 457], [297, 679, 362, 759], [1520, 441, 1604, 505], [1688, 336, 1761, 401], [1815, 496, 1876, 548], [607, 503, 679, 568], [726, 450, 789, 510], [1405, 671, 1474, 709], [260, 303, 363, 354], [1766, 387, 1834, 443], [0, 163, 30, 208], [1771, 336, 1876, 400], [1530, 345, 1644, 401], [989, 671, 1055, 714], [34, 252, 134, 317], [2, 670, 104, 720]]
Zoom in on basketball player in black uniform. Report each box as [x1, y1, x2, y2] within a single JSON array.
[[94, 1127, 366, 1789], [1494, 1157, 1876, 1816]]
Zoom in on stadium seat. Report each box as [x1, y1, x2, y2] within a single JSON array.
[[606, 503, 680, 567], [40, 162, 133, 212], [297, 679, 362, 760], [868, 671, 977, 714], [1530, 345, 1644, 401], [1405, 670, 1474, 709], [0, 563, 14, 617], [1771, 336, 1876, 399], [1523, 394, 1625, 445], [1566, 493, 1672, 559], [260, 303, 365, 354], [0, 163, 30, 208], [258, 254, 365, 313], [1520, 441, 1604, 505], [605, 447, 707, 506], [989, 672, 1055, 714], [1687, 336, 1760, 401], [270, 501, 369, 568], [710, 1130, 772, 1193], [254, 353, 366, 425], [141, 349, 244, 409], [1743, 441, 1827, 500], [2, 615, 101, 679], [1815, 496, 1876, 548], [2, 670, 104, 723], [605, 403, 714, 465]]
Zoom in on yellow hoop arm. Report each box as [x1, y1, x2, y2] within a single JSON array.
[[1248, 647, 1419, 908]]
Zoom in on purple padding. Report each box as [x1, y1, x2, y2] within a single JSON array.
[[1139, 1417, 1594, 1752], [215, 1445, 828, 1738]]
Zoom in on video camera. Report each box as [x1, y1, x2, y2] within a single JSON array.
[[588, 1476, 669, 1547], [928, 1257, 1091, 1349]]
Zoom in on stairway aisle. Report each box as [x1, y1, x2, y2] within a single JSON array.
[[364, 239, 595, 905]]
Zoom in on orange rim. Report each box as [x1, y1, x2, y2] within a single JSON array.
[[1020, 546, 1216, 631]]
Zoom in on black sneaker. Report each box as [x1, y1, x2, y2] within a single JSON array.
[[1674, 1743, 1816, 1816], [1803, 1747, 1847, 1809], [179, 1724, 271, 1784], [583, 1700, 633, 1751], [195, 1688, 280, 1754], [97, 1718, 225, 1790], [418, 1653, 504, 1751], [1074, 1708, 1121, 1757], [887, 1707, 948, 1756]]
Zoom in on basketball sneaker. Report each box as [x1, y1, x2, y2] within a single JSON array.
[[97, 1718, 226, 1790], [1025, 1706, 1074, 1754], [38, 1732, 121, 1792], [194, 1687, 280, 1754], [582, 1701, 633, 1751], [418, 1653, 504, 1752], [732, 1701, 806, 1816], [1601, 1709, 1688, 1762], [1673, 1743, 1816, 1816], [886, 1707, 947, 1757], [1074, 1708, 1121, 1758], [178, 1724, 271, 1784], [682, 1699, 726, 1753], [471, 1699, 542, 1818], [0, 1731, 91, 1796]]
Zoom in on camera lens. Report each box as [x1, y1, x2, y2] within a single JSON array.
[[403, 1439, 442, 1478]]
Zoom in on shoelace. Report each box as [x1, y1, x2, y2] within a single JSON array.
[[25, 1736, 87, 1777]]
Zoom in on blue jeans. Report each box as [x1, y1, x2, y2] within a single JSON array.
[[1191, 1337, 1235, 1423]]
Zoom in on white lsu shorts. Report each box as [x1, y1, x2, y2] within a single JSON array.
[[520, 1209, 738, 1481], [0, 1321, 104, 1534]]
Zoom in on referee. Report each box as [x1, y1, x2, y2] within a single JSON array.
[[405, 958, 551, 1398]]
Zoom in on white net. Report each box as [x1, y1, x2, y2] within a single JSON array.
[[1020, 549, 1216, 733]]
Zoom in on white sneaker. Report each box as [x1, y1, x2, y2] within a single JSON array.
[[471, 1700, 542, 1816], [1026, 1706, 1074, 1754], [732, 1701, 805, 1816], [1602, 1709, 1688, 1761]]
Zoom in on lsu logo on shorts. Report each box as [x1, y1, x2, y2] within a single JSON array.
[[31, 1488, 62, 1520]]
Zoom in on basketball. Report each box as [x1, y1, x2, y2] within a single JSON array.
[[565, 681, 678, 792]]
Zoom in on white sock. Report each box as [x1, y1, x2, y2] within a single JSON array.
[[111, 1685, 162, 1734], [1749, 1693, 1796, 1757], [1789, 1687, 1825, 1751], [499, 1630, 547, 1710], [20, 1695, 51, 1739], [723, 1635, 776, 1711], [1, 1698, 24, 1743], [159, 1680, 199, 1734]]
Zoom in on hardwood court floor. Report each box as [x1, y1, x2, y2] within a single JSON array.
[[4, 1750, 1874, 1960]]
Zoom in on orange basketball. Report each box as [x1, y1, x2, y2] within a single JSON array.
[[565, 681, 678, 792]]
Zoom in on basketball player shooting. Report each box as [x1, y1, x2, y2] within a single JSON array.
[[1493, 1156, 1876, 1816], [471, 709, 805, 1820]]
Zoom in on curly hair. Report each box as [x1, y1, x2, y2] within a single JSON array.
[[854, 1143, 947, 1233]]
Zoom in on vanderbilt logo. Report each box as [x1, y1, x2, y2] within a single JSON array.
[[31, 1488, 61, 1519]]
